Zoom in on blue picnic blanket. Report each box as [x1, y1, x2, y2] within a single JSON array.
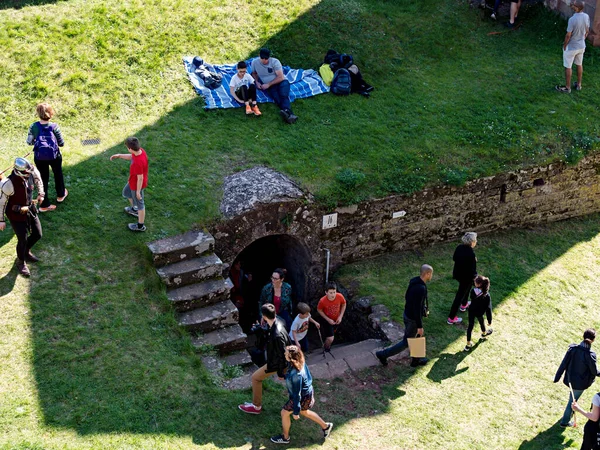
[[183, 56, 330, 110]]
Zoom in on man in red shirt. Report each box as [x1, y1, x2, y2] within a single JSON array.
[[317, 282, 346, 351], [110, 137, 149, 232]]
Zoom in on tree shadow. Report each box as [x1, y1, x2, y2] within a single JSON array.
[[518, 422, 576, 449], [0, 0, 61, 10]]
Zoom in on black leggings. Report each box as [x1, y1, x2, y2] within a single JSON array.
[[9, 214, 42, 261], [467, 306, 493, 341], [448, 279, 472, 319], [35, 156, 65, 207], [236, 84, 257, 103]]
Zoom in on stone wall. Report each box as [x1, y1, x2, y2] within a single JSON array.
[[211, 153, 600, 298], [545, 0, 600, 46]]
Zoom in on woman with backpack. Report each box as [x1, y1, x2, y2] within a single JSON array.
[[26, 103, 67, 212]]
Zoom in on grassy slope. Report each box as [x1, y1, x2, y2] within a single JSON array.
[[0, 0, 599, 448]]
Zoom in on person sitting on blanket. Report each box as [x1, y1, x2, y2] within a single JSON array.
[[251, 48, 298, 125], [229, 61, 261, 116]]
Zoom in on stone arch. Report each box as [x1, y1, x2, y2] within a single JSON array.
[[231, 234, 313, 331]]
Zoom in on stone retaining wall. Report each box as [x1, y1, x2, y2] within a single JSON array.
[[545, 0, 600, 46], [211, 153, 600, 298]]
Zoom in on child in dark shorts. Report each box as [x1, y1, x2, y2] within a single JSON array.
[[316, 282, 346, 351], [270, 345, 333, 445]]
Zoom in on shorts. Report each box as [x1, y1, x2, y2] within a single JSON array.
[[122, 183, 145, 211], [283, 391, 315, 412], [321, 320, 337, 339], [563, 48, 585, 68]]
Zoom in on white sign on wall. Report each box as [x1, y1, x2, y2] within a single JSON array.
[[322, 213, 338, 230]]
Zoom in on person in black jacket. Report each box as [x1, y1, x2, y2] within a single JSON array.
[[447, 232, 478, 325], [554, 328, 600, 427], [375, 264, 433, 367], [464, 275, 493, 351], [239, 303, 291, 415]]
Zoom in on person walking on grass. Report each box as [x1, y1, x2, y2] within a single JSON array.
[[505, 0, 521, 28], [110, 137, 148, 232], [448, 232, 478, 325], [317, 282, 346, 352], [239, 303, 291, 415], [572, 393, 600, 450], [229, 61, 262, 116], [270, 345, 333, 445], [464, 275, 493, 351], [376, 264, 433, 367], [0, 158, 45, 277], [555, 328, 600, 427], [27, 103, 67, 212], [556, 0, 590, 94]]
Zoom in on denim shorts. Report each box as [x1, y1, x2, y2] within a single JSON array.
[[122, 183, 145, 211]]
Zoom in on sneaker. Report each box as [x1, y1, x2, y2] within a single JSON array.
[[286, 113, 298, 124], [57, 189, 68, 202], [459, 301, 471, 312], [279, 109, 290, 122], [127, 223, 146, 232], [464, 341, 474, 351], [270, 434, 290, 444], [26, 251, 40, 263], [245, 105, 253, 115], [375, 351, 388, 366], [555, 85, 571, 93], [322, 422, 333, 438], [39, 205, 57, 212], [124, 206, 139, 217], [490, 12, 497, 20], [560, 420, 575, 428], [16, 260, 30, 277], [252, 104, 262, 116], [238, 403, 262, 414], [505, 21, 514, 28], [447, 316, 463, 325], [482, 328, 494, 337], [573, 82, 582, 91]]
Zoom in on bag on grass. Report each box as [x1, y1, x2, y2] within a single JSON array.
[[319, 63, 334, 86], [330, 68, 351, 95], [33, 122, 60, 161]]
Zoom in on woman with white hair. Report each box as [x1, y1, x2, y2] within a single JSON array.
[[447, 232, 478, 325]]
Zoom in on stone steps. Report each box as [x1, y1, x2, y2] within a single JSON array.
[[147, 230, 214, 267], [167, 277, 233, 312], [176, 300, 239, 333], [306, 339, 385, 380], [192, 324, 247, 355], [157, 253, 223, 288]]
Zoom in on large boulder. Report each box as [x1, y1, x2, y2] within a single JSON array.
[[220, 166, 309, 219]]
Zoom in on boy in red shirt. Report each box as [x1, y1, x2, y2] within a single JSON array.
[[110, 137, 149, 232], [317, 282, 346, 351]]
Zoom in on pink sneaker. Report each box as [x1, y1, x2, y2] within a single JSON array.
[[447, 316, 463, 325], [459, 301, 471, 312], [238, 402, 262, 414]]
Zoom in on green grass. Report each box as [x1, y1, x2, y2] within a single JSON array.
[[1, 0, 600, 448]]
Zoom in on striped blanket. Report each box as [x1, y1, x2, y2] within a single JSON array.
[[183, 56, 330, 110]]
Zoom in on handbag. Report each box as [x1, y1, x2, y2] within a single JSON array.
[[407, 335, 426, 358]]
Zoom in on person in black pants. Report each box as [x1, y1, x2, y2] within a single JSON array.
[[0, 158, 45, 277], [376, 264, 433, 367], [464, 275, 493, 351], [448, 232, 478, 325]]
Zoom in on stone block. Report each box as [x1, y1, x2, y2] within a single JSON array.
[[148, 231, 215, 267], [192, 324, 247, 355], [167, 277, 233, 312], [345, 352, 381, 371], [328, 359, 350, 378], [157, 253, 223, 288], [223, 350, 253, 368], [177, 300, 239, 333]]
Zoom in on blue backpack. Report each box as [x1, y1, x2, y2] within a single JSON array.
[[330, 68, 352, 96], [33, 122, 60, 160]]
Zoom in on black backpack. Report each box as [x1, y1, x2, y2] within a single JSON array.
[[33, 122, 60, 161], [330, 68, 352, 95]]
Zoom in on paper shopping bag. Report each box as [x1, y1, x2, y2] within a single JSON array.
[[407, 336, 426, 358]]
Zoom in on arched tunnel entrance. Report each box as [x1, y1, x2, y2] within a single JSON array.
[[229, 234, 313, 333]]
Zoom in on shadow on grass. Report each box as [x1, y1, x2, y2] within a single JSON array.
[[518, 422, 576, 449], [2, 0, 595, 448], [0, 0, 61, 10]]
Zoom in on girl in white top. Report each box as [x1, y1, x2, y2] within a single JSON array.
[[229, 61, 261, 116]]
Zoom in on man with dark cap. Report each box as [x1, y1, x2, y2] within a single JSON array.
[[0, 157, 45, 277], [251, 48, 298, 124]]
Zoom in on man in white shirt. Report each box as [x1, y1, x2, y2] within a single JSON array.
[[251, 48, 298, 124], [556, 0, 590, 93]]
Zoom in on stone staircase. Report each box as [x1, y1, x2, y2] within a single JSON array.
[[147, 231, 249, 359]]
